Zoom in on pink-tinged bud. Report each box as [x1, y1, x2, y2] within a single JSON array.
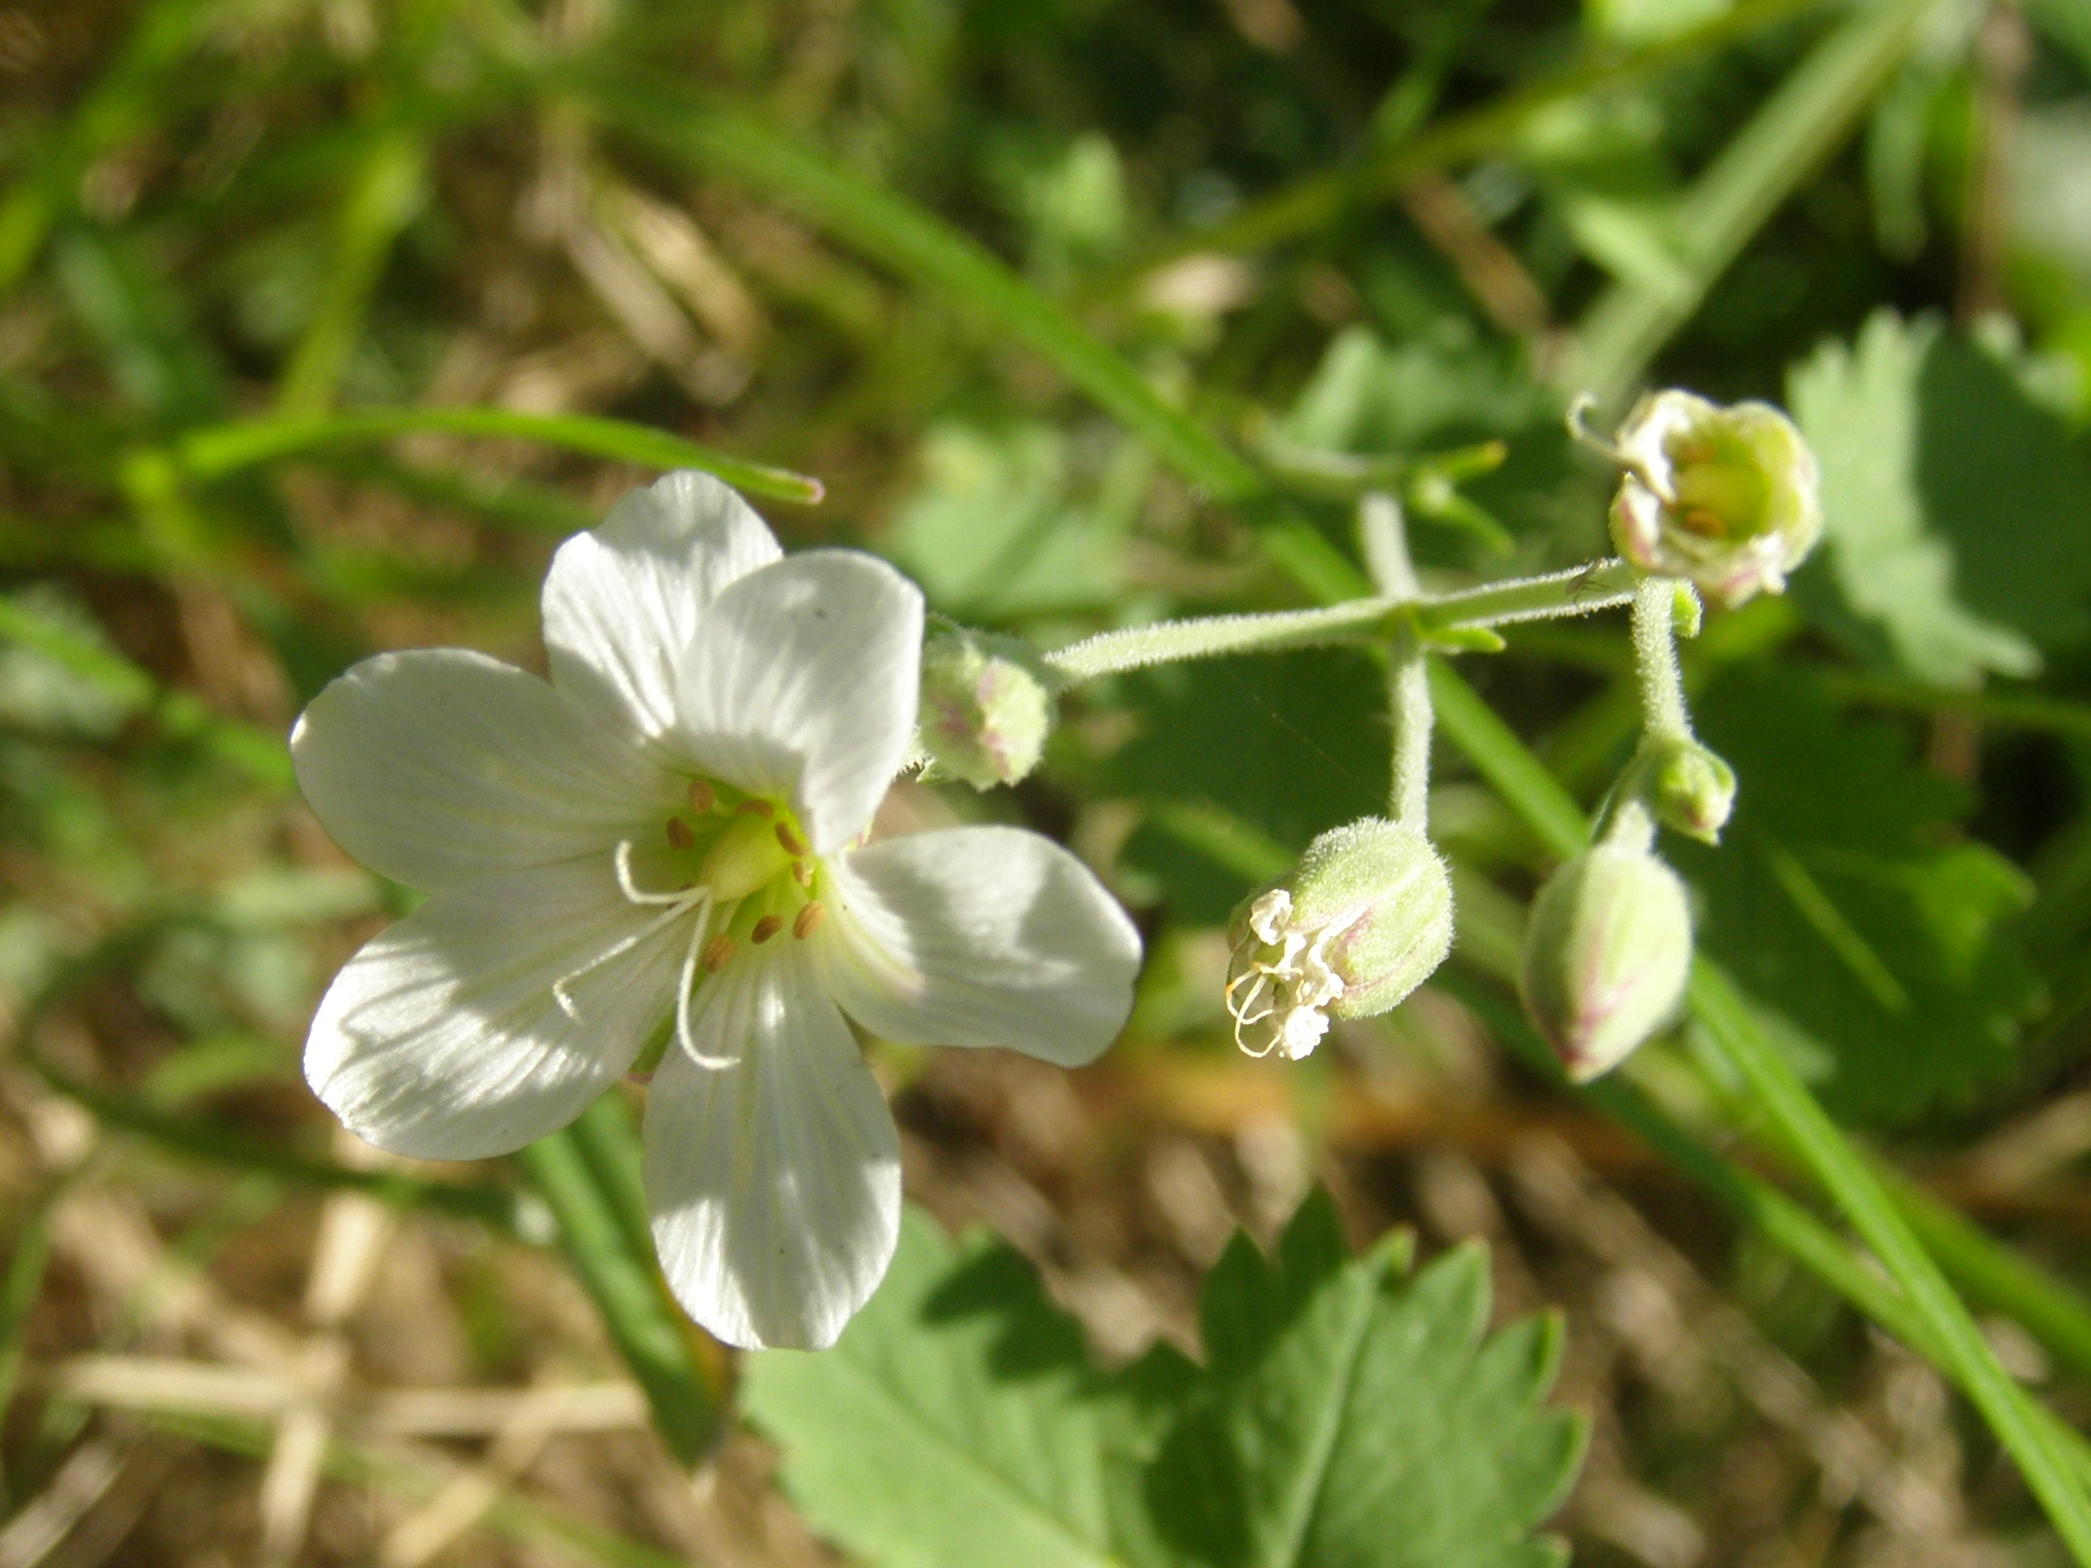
[[915, 626, 1056, 790], [1520, 844, 1692, 1082], [1225, 819, 1453, 1060], [1604, 389, 1822, 607]]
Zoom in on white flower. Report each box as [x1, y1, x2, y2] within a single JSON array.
[[1602, 388, 1822, 607], [294, 472, 1143, 1350]]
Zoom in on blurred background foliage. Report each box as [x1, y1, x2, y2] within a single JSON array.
[[6, 0, 2091, 1562]]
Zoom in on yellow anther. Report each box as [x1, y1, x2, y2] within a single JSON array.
[[750, 914, 784, 944], [791, 860, 814, 888], [665, 816, 694, 850], [775, 821, 809, 857], [700, 934, 736, 972], [792, 902, 827, 940], [687, 778, 717, 814], [737, 799, 774, 819]]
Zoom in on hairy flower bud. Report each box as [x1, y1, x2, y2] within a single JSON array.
[[1603, 389, 1822, 607], [1225, 819, 1454, 1060], [1520, 844, 1692, 1082], [1637, 735, 1737, 844], [915, 626, 1056, 789]]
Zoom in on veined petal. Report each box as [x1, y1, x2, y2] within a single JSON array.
[[643, 941, 900, 1350], [674, 551, 922, 854], [820, 826, 1142, 1068], [543, 471, 782, 742], [292, 649, 668, 891], [306, 858, 683, 1160]]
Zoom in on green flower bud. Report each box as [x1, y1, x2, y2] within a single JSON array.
[[1604, 389, 1822, 607], [915, 626, 1056, 790], [1520, 844, 1692, 1082], [1225, 819, 1454, 1060], [1637, 735, 1737, 845]]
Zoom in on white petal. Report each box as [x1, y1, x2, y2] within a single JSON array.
[[542, 472, 783, 742], [292, 650, 669, 891], [643, 941, 900, 1350], [819, 826, 1142, 1067], [673, 551, 922, 854], [305, 858, 684, 1159]]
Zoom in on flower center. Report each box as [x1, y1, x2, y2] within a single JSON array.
[[1224, 890, 1345, 1060], [1664, 429, 1768, 542], [554, 773, 826, 1073]]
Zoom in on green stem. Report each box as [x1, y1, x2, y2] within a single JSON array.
[[1415, 560, 1639, 631], [1389, 654, 1433, 829], [1358, 495, 1435, 829], [1630, 577, 1694, 741], [1042, 599, 1401, 684], [1044, 559, 1636, 686], [1358, 492, 1419, 599]]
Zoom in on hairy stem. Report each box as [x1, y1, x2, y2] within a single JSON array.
[[1629, 576, 1694, 740], [1415, 559, 1638, 629], [1359, 495, 1435, 829], [1045, 557, 1635, 686]]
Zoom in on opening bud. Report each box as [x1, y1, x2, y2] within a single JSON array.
[[1225, 819, 1454, 1060], [1634, 735, 1736, 844], [1520, 844, 1691, 1082], [1593, 389, 1822, 607], [915, 626, 1057, 790]]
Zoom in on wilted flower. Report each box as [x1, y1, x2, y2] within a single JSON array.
[[1599, 389, 1822, 606], [1519, 843, 1692, 1082], [295, 472, 1141, 1350], [914, 624, 1056, 789], [1225, 819, 1453, 1060]]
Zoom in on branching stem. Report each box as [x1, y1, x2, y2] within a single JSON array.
[[1042, 557, 1638, 687]]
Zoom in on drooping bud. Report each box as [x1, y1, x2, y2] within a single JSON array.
[[1225, 818, 1454, 1060], [1519, 844, 1692, 1082], [1598, 389, 1822, 607], [914, 626, 1056, 790], [1635, 735, 1737, 844]]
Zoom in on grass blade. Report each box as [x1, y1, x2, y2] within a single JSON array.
[[1563, 0, 1932, 404], [512, 1099, 723, 1467], [0, 594, 292, 785], [173, 407, 825, 504], [587, 82, 1264, 503], [1400, 658, 2091, 1557]]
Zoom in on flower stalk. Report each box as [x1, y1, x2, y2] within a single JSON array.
[[1629, 575, 1694, 743], [1358, 494, 1434, 831], [1041, 558, 1639, 689]]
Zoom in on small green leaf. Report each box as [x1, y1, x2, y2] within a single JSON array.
[[742, 1210, 1123, 1568], [1677, 666, 2042, 1122], [1788, 310, 2091, 686], [746, 1195, 1583, 1568], [1146, 1192, 1582, 1568]]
